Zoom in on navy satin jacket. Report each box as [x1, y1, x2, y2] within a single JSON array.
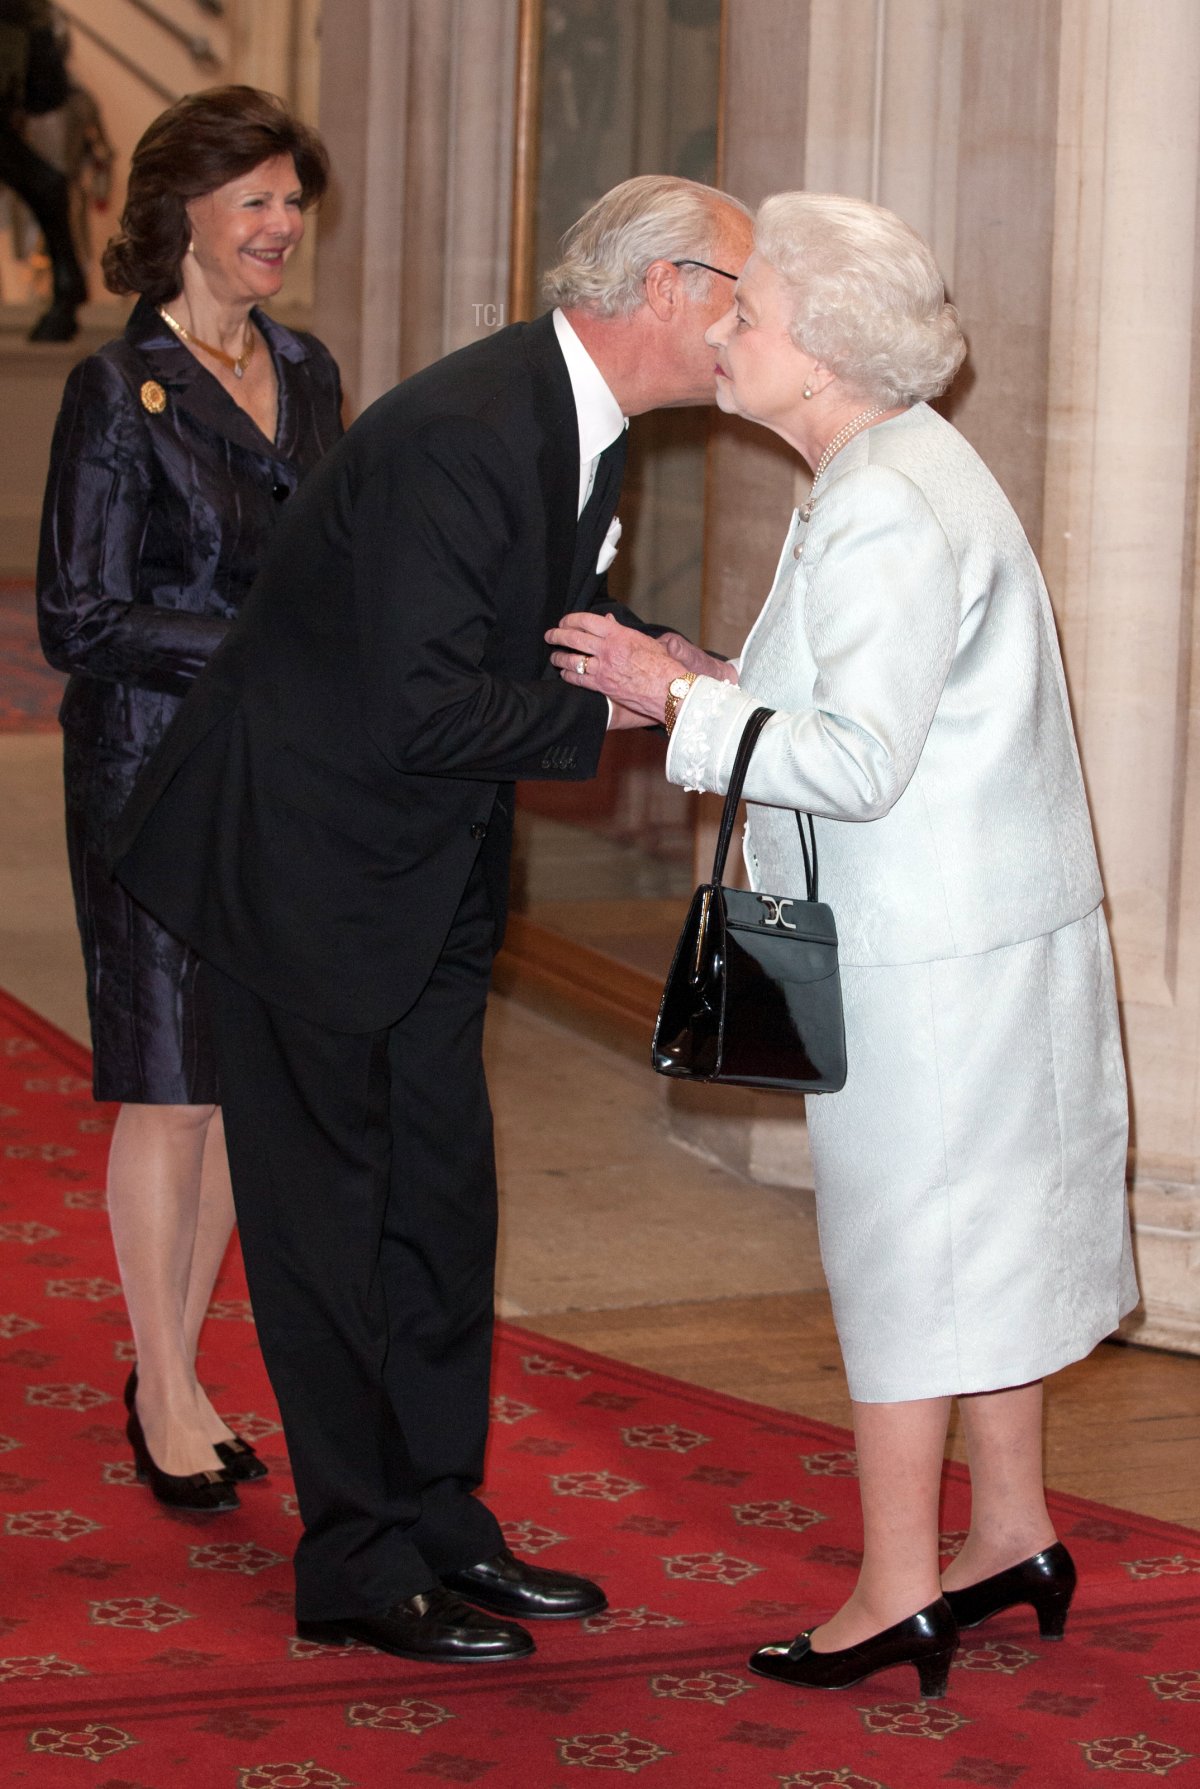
[[37, 296, 343, 845]]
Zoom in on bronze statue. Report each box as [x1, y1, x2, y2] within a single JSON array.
[[0, 0, 88, 340]]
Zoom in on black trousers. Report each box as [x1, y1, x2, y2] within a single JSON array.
[[208, 861, 504, 1620]]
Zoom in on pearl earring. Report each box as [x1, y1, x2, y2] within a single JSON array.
[[803, 384, 813, 399]]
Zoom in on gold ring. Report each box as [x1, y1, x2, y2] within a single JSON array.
[[577, 655, 588, 676]]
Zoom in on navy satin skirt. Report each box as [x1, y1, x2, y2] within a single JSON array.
[[63, 715, 219, 1106]]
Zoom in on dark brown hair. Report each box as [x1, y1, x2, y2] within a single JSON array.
[[102, 85, 329, 304]]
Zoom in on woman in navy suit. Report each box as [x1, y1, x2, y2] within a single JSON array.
[[37, 87, 342, 1511]]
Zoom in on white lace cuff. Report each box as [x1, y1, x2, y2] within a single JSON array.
[[665, 678, 765, 794]]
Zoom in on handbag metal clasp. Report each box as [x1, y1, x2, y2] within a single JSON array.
[[758, 895, 797, 930]]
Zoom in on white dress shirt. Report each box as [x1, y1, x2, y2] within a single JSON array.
[[552, 308, 627, 516], [552, 309, 628, 726]]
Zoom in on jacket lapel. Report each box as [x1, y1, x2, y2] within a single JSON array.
[[123, 295, 301, 469], [257, 310, 314, 465], [568, 429, 627, 599], [523, 313, 580, 634]]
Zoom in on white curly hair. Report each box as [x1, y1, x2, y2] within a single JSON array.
[[755, 191, 966, 406]]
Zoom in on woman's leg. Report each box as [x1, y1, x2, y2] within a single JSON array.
[[940, 1381, 1056, 1590], [105, 1101, 235, 1476], [811, 1395, 951, 1652], [181, 1108, 239, 1445]]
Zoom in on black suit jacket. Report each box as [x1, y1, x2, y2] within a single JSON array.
[[112, 312, 630, 1032]]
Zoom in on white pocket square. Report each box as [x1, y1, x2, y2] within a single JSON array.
[[596, 516, 622, 574]]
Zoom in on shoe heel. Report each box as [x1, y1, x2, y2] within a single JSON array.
[[1034, 1588, 1073, 1640], [126, 1411, 149, 1480], [917, 1644, 956, 1699]]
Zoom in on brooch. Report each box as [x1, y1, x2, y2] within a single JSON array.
[[139, 380, 167, 415]]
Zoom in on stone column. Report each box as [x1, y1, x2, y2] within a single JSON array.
[[229, 0, 324, 308], [702, 0, 811, 654], [313, 0, 517, 415], [1041, 0, 1200, 1351], [668, 0, 814, 1180]]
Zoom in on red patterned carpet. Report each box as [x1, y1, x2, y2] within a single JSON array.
[[1, 986, 1198, 1787], [0, 583, 64, 733]]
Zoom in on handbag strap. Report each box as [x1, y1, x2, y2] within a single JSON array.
[[709, 705, 819, 902]]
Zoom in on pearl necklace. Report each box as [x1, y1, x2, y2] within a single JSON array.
[[799, 407, 891, 520], [158, 305, 256, 379]]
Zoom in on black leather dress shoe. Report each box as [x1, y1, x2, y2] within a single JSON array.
[[441, 1547, 607, 1620], [943, 1541, 1077, 1638], [748, 1597, 959, 1698], [296, 1586, 535, 1662]]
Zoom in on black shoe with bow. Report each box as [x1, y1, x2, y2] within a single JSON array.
[[748, 1597, 959, 1698], [212, 1436, 269, 1481], [125, 1407, 239, 1513], [297, 1587, 535, 1662], [441, 1547, 607, 1620], [123, 1367, 268, 1483], [943, 1542, 1077, 1638]]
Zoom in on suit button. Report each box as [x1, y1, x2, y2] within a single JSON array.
[[272, 482, 290, 502], [471, 823, 488, 840]]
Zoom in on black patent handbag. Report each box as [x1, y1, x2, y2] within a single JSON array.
[[652, 705, 847, 1093]]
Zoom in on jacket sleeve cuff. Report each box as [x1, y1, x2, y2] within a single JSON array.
[[665, 677, 765, 793]]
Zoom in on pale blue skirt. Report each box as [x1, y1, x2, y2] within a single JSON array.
[[804, 905, 1139, 1402]]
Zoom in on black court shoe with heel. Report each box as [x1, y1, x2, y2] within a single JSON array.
[[123, 1366, 268, 1484], [943, 1542, 1077, 1639], [748, 1597, 959, 1698], [125, 1406, 239, 1513]]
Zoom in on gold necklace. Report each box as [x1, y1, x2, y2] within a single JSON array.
[[799, 407, 891, 520], [158, 305, 256, 379]]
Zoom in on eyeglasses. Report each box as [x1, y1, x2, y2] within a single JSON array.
[[672, 258, 738, 282]]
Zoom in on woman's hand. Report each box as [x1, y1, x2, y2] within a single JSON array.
[[659, 631, 740, 684], [546, 611, 679, 723]]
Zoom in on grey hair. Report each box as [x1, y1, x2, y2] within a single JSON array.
[[755, 192, 966, 406], [543, 174, 750, 318]]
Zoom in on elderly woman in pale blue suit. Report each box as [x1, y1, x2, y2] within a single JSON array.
[[548, 191, 1137, 1699]]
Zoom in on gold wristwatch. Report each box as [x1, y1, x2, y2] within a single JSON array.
[[664, 672, 697, 735]]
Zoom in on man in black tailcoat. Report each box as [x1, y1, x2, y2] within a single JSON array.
[[112, 175, 751, 1663]]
